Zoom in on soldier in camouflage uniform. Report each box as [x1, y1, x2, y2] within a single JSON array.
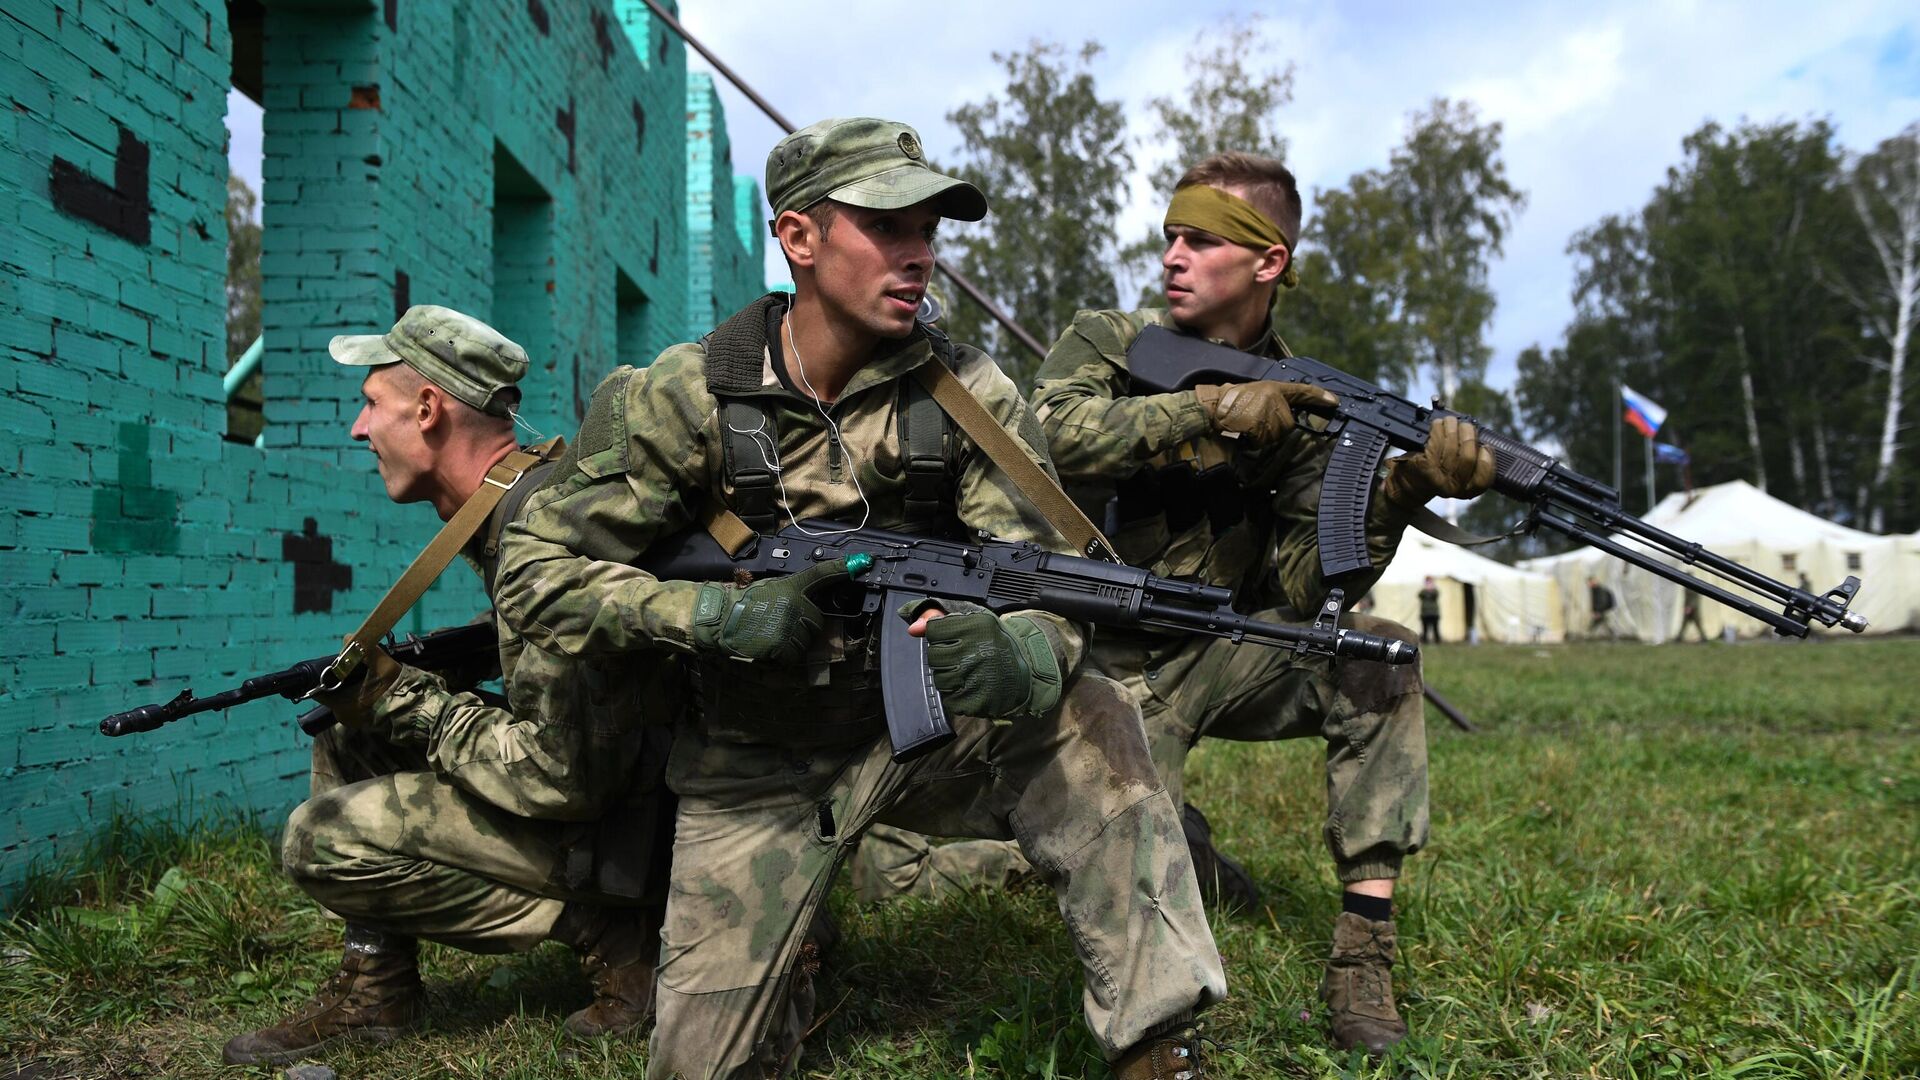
[[223, 307, 674, 1066], [496, 118, 1226, 1079], [1039, 153, 1494, 1054], [853, 154, 1496, 1056]]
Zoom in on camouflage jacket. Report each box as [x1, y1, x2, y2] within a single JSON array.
[[361, 456, 669, 822], [1031, 307, 1409, 615], [496, 296, 1084, 744]]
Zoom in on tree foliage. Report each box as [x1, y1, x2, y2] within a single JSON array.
[[1514, 120, 1916, 531], [226, 173, 262, 365], [1120, 16, 1295, 303], [1288, 99, 1523, 402], [942, 41, 1133, 387], [225, 173, 265, 444]]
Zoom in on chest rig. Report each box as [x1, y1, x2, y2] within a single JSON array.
[[700, 295, 963, 537]]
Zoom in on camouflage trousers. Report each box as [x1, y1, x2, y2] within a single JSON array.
[[646, 673, 1226, 1079], [281, 726, 601, 954], [851, 610, 1428, 898]]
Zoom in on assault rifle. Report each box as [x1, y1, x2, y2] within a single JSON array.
[[100, 622, 500, 738], [1126, 326, 1870, 638], [639, 521, 1417, 763]]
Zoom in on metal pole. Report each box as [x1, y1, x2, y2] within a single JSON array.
[[640, 0, 1051, 362], [1645, 435, 1656, 513], [1612, 377, 1622, 497]]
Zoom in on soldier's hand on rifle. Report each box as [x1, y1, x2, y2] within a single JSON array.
[[692, 556, 856, 664], [902, 601, 1064, 720], [1195, 381, 1338, 445], [312, 640, 403, 730], [1382, 416, 1496, 508]]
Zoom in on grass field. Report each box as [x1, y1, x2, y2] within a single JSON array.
[[3, 639, 1916, 1079]]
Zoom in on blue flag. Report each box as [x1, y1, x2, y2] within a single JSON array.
[[1653, 442, 1690, 466]]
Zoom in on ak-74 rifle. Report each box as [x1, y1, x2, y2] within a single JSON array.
[[99, 622, 500, 738], [639, 520, 1417, 764], [1126, 326, 1871, 638]]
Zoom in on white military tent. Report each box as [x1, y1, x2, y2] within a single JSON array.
[[1519, 480, 1913, 641], [1367, 530, 1565, 643]]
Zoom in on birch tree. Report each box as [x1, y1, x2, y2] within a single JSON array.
[[1840, 123, 1920, 532]]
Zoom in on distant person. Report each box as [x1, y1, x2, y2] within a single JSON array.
[[1679, 580, 1707, 642], [1587, 576, 1617, 641], [1418, 576, 1442, 644]]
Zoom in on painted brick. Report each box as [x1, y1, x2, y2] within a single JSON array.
[[2, 0, 765, 897]]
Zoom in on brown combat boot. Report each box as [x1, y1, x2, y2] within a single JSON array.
[[1112, 1023, 1208, 1079], [221, 927, 425, 1066], [1319, 911, 1408, 1054], [549, 902, 662, 1039], [1181, 803, 1261, 912]]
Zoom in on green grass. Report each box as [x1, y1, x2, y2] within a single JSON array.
[[3, 640, 1916, 1078]]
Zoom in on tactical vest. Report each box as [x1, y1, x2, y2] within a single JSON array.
[[701, 295, 962, 536]]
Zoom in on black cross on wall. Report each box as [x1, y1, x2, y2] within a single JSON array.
[[282, 518, 353, 614], [50, 125, 151, 245], [556, 97, 577, 175], [593, 11, 616, 70]]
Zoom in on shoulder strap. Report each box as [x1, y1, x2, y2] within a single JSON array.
[[703, 295, 788, 533], [896, 329, 961, 534], [912, 361, 1119, 562], [319, 436, 567, 686]]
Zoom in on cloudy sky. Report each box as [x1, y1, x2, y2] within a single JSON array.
[[228, 0, 1919, 389]]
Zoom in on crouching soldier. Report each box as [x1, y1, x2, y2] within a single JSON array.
[[222, 307, 675, 1066]]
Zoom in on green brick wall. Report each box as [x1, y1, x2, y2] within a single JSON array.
[[685, 72, 766, 338], [0, 0, 766, 895]]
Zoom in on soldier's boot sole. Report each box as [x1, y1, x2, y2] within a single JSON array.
[[221, 1021, 417, 1066]]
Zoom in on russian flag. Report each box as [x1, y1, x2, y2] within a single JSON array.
[[1622, 384, 1667, 438]]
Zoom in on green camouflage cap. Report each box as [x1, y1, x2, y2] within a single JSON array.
[[766, 117, 987, 223], [329, 305, 528, 417]]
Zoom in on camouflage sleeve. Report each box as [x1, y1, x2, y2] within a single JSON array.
[[1265, 432, 1413, 613], [363, 645, 652, 821], [948, 346, 1087, 673], [494, 351, 714, 658], [1029, 310, 1215, 482]]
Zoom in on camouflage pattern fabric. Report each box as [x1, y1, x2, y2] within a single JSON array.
[[495, 306, 1226, 1074], [1034, 309, 1428, 883], [1032, 307, 1410, 609], [849, 604, 1428, 897], [281, 487, 674, 952], [849, 824, 1034, 903]]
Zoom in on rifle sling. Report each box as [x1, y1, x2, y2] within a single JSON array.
[[1407, 504, 1512, 548], [911, 361, 1120, 563], [328, 437, 566, 681], [698, 360, 1120, 564]]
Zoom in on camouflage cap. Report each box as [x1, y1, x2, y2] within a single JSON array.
[[766, 117, 987, 224], [329, 305, 528, 417]]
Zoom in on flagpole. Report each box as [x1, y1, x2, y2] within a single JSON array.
[[1645, 435, 1656, 513], [1612, 377, 1623, 496]]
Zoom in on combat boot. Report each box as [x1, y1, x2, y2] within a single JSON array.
[[221, 926, 425, 1066], [1112, 1023, 1207, 1079], [549, 902, 662, 1039], [1181, 803, 1261, 912], [1319, 911, 1408, 1054]]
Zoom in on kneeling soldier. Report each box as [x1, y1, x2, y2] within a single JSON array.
[[223, 307, 673, 1066]]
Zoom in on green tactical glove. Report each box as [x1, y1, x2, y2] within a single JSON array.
[[903, 601, 1064, 720], [1381, 415, 1497, 508], [691, 556, 858, 664], [1194, 381, 1339, 445]]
